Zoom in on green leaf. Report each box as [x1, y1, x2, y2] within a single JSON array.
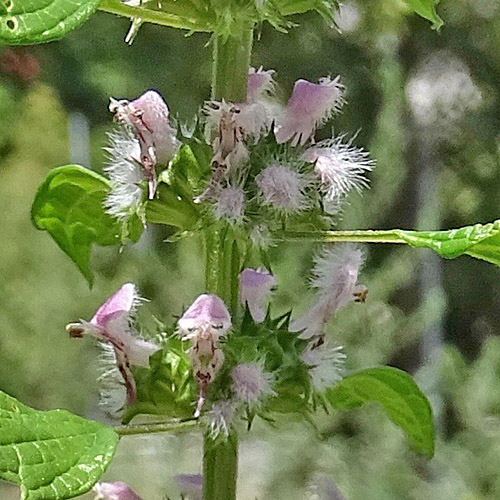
[[31, 165, 133, 286], [0, 0, 100, 45], [404, 0, 443, 29], [396, 220, 500, 267], [0, 391, 118, 500], [326, 367, 434, 457]]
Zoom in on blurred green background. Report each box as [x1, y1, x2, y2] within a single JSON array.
[[1, 0, 500, 498]]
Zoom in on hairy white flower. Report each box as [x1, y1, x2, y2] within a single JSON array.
[[301, 343, 346, 391], [302, 135, 374, 211], [214, 185, 246, 224], [231, 362, 275, 406], [256, 164, 310, 214], [275, 76, 345, 146], [208, 400, 237, 439], [104, 127, 145, 220], [239, 268, 276, 323], [290, 244, 364, 339], [249, 223, 272, 249]]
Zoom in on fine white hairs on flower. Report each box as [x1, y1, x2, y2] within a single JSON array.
[[109, 90, 180, 199], [214, 185, 246, 224], [231, 362, 275, 406], [178, 294, 232, 417], [302, 135, 375, 211], [290, 244, 365, 339], [208, 400, 237, 439], [301, 343, 346, 391], [275, 76, 346, 146], [66, 283, 159, 406], [104, 127, 144, 220], [256, 164, 310, 214], [239, 268, 276, 323]]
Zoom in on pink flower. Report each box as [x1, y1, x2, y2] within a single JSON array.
[[66, 284, 159, 406], [239, 268, 276, 323], [301, 343, 345, 391], [274, 76, 345, 146], [231, 362, 275, 405], [247, 67, 275, 102], [290, 245, 364, 339], [178, 294, 232, 417], [109, 90, 179, 198], [93, 482, 143, 500], [174, 474, 203, 500]]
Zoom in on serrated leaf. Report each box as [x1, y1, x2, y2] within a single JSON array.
[[396, 220, 500, 267], [0, 0, 100, 45], [0, 391, 118, 500], [326, 367, 434, 457], [31, 165, 134, 286], [404, 0, 443, 29]]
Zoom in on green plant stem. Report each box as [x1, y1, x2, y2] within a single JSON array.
[[202, 23, 254, 500], [203, 432, 239, 500], [274, 229, 408, 244], [114, 419, 198, 436], [99, 0, 212, 31], [211, 25, 254, 101]]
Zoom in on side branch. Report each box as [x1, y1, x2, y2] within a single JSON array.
[[114, 419, 198, 437], [99, 0, 212, 32], [274, 230, 407, 244]]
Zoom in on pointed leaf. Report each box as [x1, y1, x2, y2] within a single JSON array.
[[0, 391, 118, 500], [31, 165, 135, 286], [396, 220, 500, 267], [326, 367, 434, 457], [404, 0, 443, 29], [0, 0, 100, 45]]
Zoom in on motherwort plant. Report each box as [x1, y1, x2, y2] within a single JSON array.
[[1, 1, 499, 500]]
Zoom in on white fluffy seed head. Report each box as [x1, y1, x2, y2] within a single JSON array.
[[302, 135, 375, 211], [231, 362, 275, 405], [214, 185, 246, 224], [256, 164, 310, 214]]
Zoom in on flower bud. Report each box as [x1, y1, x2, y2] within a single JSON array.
[[174, 474, 203, 500], [239, 268, 276, 323]]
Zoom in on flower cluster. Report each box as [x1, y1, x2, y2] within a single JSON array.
[[102, 68, 374, 240]]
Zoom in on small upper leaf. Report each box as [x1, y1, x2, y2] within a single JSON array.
[[326, 367, 434, 457], [396, 220, 500, 267], [0, 391, 119, 500], [0, 0, 101, 45], [31, 165, 136, 286], [404, 0, 443, 29]]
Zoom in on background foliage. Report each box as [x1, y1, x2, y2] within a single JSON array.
[[1, 0, 500, 498]]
